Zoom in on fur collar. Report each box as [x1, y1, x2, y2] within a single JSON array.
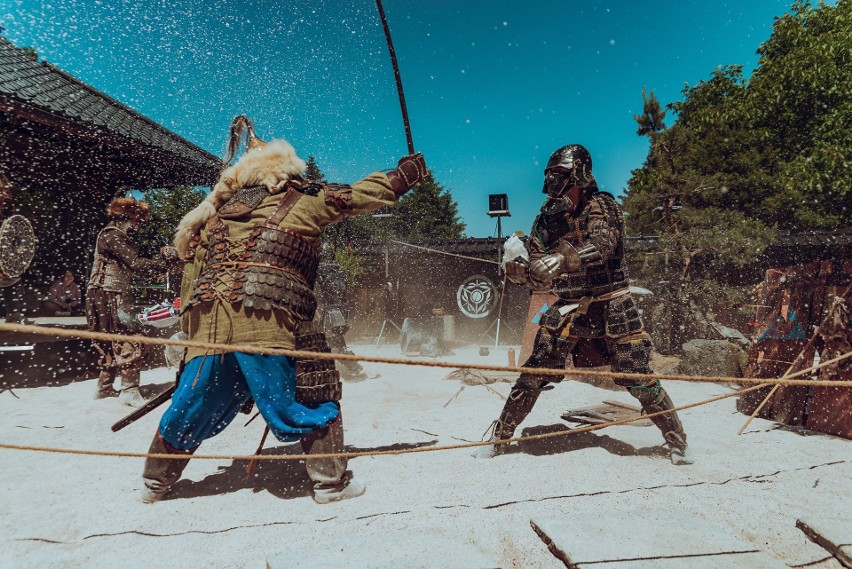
[[174, 139, 306, 255]]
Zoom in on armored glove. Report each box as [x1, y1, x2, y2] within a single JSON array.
[[528, 242, 582, 285], [529, 255, 563, 284], [160, 246, 184, 272], [505, 258, 531, 285], [387, 153, 427, 196], [555, 241, 581, 272]]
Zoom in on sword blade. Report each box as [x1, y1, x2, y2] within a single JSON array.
[[376, 0, 415, 154], [110, 384, 176, 432]]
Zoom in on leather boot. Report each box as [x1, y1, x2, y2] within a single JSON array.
[[141, 432, 195, 503], [119, 369, 146, 407], [472, 384, 542, 459], [94, 370, 118, 399], [339, 359, 368, 382], [301, 416, 366, 504], [628, 384, 694, 465]]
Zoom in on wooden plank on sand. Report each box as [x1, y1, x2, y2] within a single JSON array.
[[531, 511, 787, 568], [796, 517, 852, 568]]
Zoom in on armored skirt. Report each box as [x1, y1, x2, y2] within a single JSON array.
[[85, 287, 143, 375]]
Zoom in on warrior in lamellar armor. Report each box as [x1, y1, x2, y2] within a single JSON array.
[[87, 191, 180, 406], [315, 251, 368, 381], [140, 116, 428, 504], [474, 144, 692, 464]]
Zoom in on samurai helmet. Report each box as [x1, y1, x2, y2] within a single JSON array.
[[542, 144, 597, 212]]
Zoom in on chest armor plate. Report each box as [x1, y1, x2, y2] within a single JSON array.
[[541, 195, 628, 299], [541, 214, 586, 250], [187, 189, 320, 321], [87, 228, 130, 292]]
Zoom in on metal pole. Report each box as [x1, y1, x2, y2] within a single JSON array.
[[375, 0, 415, 154], [494, 274, 506, 348], [494, 233, 506, 348]]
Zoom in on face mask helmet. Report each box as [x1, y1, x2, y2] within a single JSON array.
[[542, 144, 594, 209]]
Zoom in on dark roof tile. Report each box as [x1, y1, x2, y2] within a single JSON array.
[[0, 36, 220, 184]]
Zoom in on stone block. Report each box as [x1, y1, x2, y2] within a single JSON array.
[[678, 339, 747, 378]]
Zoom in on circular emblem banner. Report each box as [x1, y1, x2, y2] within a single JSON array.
[[456, 275, 498, 319]]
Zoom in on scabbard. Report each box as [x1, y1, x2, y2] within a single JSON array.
[[110, 384, 176, 432]]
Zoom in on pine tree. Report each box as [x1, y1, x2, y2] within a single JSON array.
[[391, 173, 466, 240], [304, 155, 326, 183], [624, 81, 775, 352], [136, 186, 205, 255]]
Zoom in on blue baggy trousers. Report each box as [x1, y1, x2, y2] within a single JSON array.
[[158, 353, 340, 451]]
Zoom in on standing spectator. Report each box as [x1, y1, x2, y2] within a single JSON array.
[[44, 270, 82, 316]]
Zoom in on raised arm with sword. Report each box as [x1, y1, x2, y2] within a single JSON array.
[[112, 1, 422, 435]]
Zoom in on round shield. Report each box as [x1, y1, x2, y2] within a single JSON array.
[[0, 215, 36, 286], [456, 275, 498, 319]]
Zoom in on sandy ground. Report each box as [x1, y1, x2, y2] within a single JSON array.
[[1, 344, 849, 568]]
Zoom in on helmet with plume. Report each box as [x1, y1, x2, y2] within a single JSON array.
[[174, 115, 306, 255]]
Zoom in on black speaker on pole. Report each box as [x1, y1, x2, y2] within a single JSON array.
[[487, 194, 510, 217]]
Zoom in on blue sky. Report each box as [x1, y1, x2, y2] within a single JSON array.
[[2, 0, 804, 236]]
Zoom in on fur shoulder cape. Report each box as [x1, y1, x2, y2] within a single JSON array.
[[174, 139, 306, 255]]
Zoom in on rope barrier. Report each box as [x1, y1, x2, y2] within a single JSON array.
[[389, 240, 500, 265], [0, 322, 847, 461], [0, 384, 769, 461], [2, 322, 850, 388]]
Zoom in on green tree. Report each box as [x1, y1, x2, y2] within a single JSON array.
[[744, 0, 852, 228], [623, 0, 850, 351], [136, 186, 205, 256], [624, 83, 775, 351], [390, 172, 466, 240], [303, 155, 326, 183]]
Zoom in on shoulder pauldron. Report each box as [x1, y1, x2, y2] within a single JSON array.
[[218, 185, 271, 219]]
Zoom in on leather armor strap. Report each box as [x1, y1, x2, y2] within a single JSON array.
[[559, 287, 630, 304], [265, 187, 304, 227]]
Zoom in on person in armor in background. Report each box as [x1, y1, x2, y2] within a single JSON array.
[[87, 191, 179, 406], [140, 116, 427, 504], [315, 250, 369, 381], [473, 144, 692, 464]]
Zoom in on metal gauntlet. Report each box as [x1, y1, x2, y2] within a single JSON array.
[[576, 244, 602, 266], [555, 241, 581, 272], [505, 258, 531, 285], [529, 255, 563, 284]]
